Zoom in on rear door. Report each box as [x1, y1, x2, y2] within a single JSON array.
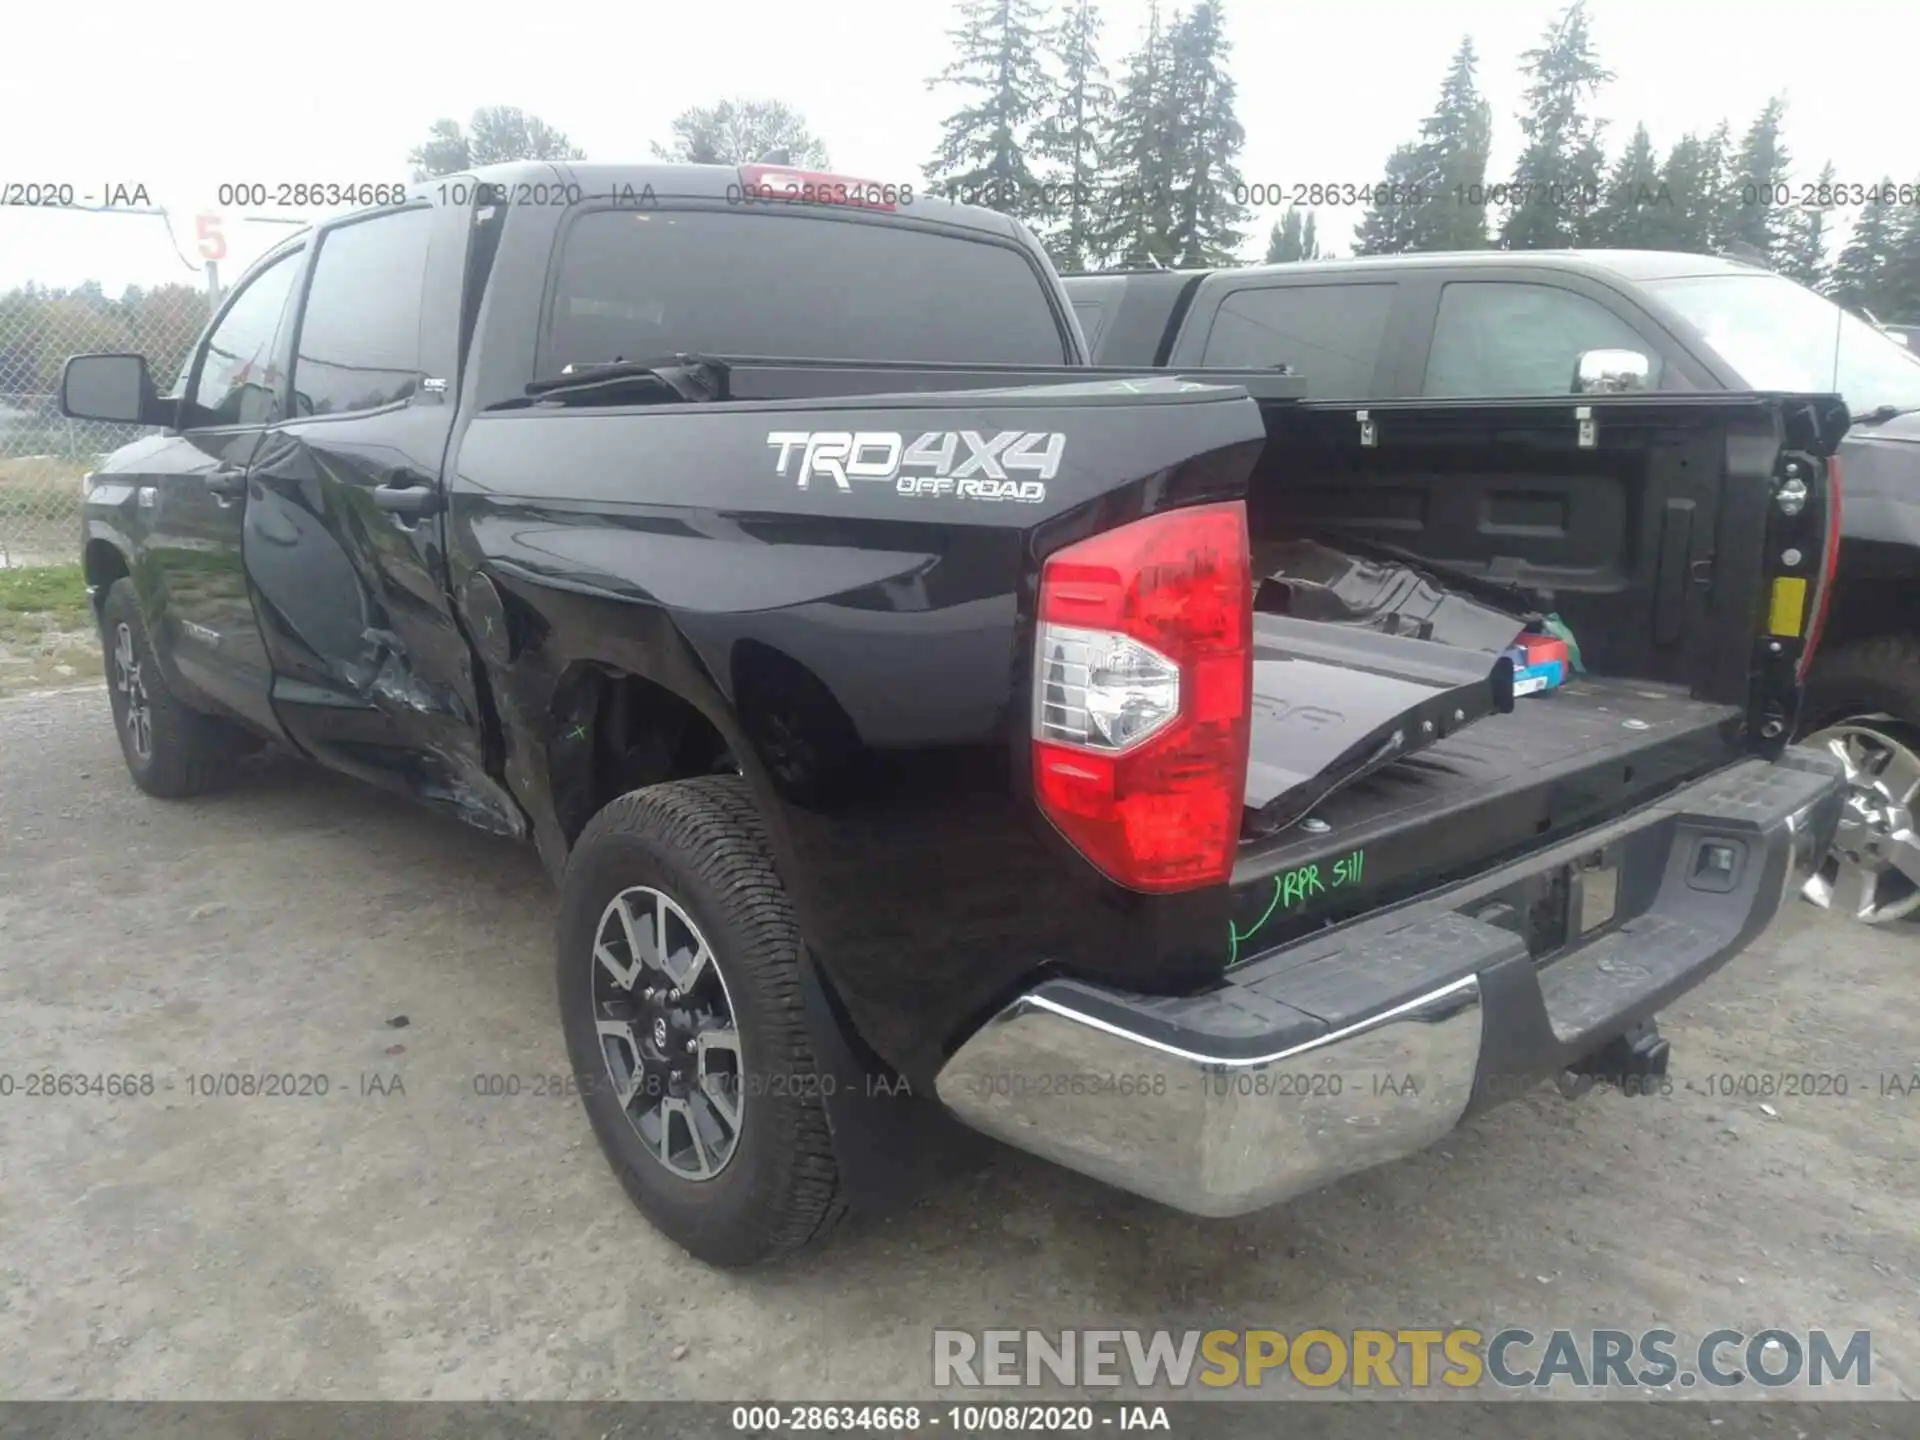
[[244, 198, 522, 834]]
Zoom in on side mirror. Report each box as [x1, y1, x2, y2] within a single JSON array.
[[1573, 348, 1652, 395], [60, 353, 162, 425]]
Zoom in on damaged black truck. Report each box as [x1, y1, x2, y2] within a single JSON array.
[[66, 161, 1848, 1267]]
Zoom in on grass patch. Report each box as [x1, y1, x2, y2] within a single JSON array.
[[0, 562, 90, 635]]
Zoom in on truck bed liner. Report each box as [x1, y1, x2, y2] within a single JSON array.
[[1230, 676, 1744, 958]]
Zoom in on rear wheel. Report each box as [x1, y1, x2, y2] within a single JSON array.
[[556, 776, 846, 1267], [1798, 636, 1920, 925], [98, 578, 248, 799]]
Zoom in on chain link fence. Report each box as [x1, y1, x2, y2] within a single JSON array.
[[0, 282, 215, 567]]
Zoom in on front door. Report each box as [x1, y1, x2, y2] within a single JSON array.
[[136, 243, 305, 736], [244, 199, 522, 836]]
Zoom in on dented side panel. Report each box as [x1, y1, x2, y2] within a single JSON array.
[[242, 196, 527, 838]]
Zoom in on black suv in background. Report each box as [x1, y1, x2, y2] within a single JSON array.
[[1068, 251, 1920, 927]]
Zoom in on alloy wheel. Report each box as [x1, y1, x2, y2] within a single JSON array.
[[112, 622, 152, 760], [1800, 720, 1920, 924], [589, 885, 744, 1180]]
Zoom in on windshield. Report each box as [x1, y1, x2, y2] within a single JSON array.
[[1645, 271, 1920, 415]]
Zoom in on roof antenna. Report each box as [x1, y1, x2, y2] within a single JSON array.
[[756, 148, 792, 166]]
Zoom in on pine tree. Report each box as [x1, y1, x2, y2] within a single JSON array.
[[1093, 2, 1179, 266], [1033, 0, 1115, 272], [1590, 123, 1666, 247], [1353, 144, 1428, 255], [1829, 181, 1900, 312], [923, 0, 1053, 225], [1265, 208, 1319, 262], [1880, 178, 1920, 319], [1700, 121, 1740, 251], [1566, 132, 1610, 245], [1160, 1, 1250, 268], [1779, 161, 1837, 291], [1499, 2, 1613, 250], [1647, 132, 1719, 253], [1725, 97, 1793, 259], [1408, 37, 1494, 250]]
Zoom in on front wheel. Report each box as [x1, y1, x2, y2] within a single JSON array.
[[98, 578, 250, 798], [556, 776, 846, 1267]]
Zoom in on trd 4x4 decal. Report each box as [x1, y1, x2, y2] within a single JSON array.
[[766, 429, 1063, 503]]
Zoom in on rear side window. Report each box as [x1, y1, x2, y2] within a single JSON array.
[[293, 206, 435, 417], [543, 209, 1069, 373], [1199, 283, 1395, 397], [1424, 281, 1663, 397]]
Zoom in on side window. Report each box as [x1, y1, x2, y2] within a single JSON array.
[[292, 206, 434, 417], [1199, 283, 1396, 397], [190, 250, 302, 426], [1424, 282, 1665, 397]]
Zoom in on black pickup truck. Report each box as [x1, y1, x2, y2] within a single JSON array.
[[64, 162, 1845, 1267], [1068, 251, 1920, 926]]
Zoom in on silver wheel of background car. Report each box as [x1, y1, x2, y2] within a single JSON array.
[[1800, 720, 1920, 925], [589, 884, 744, 1181], [112, 621, 152, 761]]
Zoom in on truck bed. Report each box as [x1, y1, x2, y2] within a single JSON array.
[[1231, 675, 1745, 958]]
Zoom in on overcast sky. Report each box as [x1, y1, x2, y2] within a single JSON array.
[[1, 0, 1913, 293]]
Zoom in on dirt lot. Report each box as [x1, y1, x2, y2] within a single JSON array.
[[1, 683, 1916, 1420]]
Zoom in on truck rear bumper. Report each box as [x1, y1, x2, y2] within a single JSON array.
[[933, 748, 1845, 1217]]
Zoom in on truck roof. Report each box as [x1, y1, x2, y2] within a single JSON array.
[[1068, 249, 1774, 285], [430, 159, 1028, 244]]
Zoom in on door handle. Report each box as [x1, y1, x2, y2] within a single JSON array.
[[205, 466, 248, 499], [372, 481, 446, 518]]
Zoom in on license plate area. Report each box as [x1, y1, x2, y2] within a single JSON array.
[[1467, 849, 1618, 961]]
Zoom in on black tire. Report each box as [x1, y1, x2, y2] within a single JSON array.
[[1801, 634, 1920, 735], [98, 578, 247, 799], [557, 775, 846, 1267]]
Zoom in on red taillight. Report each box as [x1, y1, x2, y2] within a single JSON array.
[[1032, 501, 1253, 892], [1799, 454, 1844, 681], [735, 164, 899, 211]]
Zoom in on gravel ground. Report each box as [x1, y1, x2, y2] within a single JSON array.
[[1, 683, 1916, 1425]]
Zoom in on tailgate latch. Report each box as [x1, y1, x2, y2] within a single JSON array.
[[1356, 409, 1377, 448], [1576, 404, 1597, 449]]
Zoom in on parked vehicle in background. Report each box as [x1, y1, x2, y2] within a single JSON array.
[[1068, 250, 1920, 925], [57, 171, 1846, 1267]]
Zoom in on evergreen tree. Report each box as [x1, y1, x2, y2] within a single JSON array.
[[1699, 120, 1740, 251], [1408, 37, 1495, 250], [1566, 132, 1610, 245], [1829, 180, 1900, 312], [1647, 131, 1720, 253], [1779, 161, 1837, 291], [1093, 2, 1179, 267], [1033, 0, 1115, 272], [1264, 208, 1319, 262], [1353, 144, 1428, 255], [1590, 123, 1667, 247], [1880, 178, 1920, 319], [1160, 1, 1250, 268], [1725, 97, 1793, 259], [923, 0, 1053, 225], [1499, 2, 1613, 250]]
